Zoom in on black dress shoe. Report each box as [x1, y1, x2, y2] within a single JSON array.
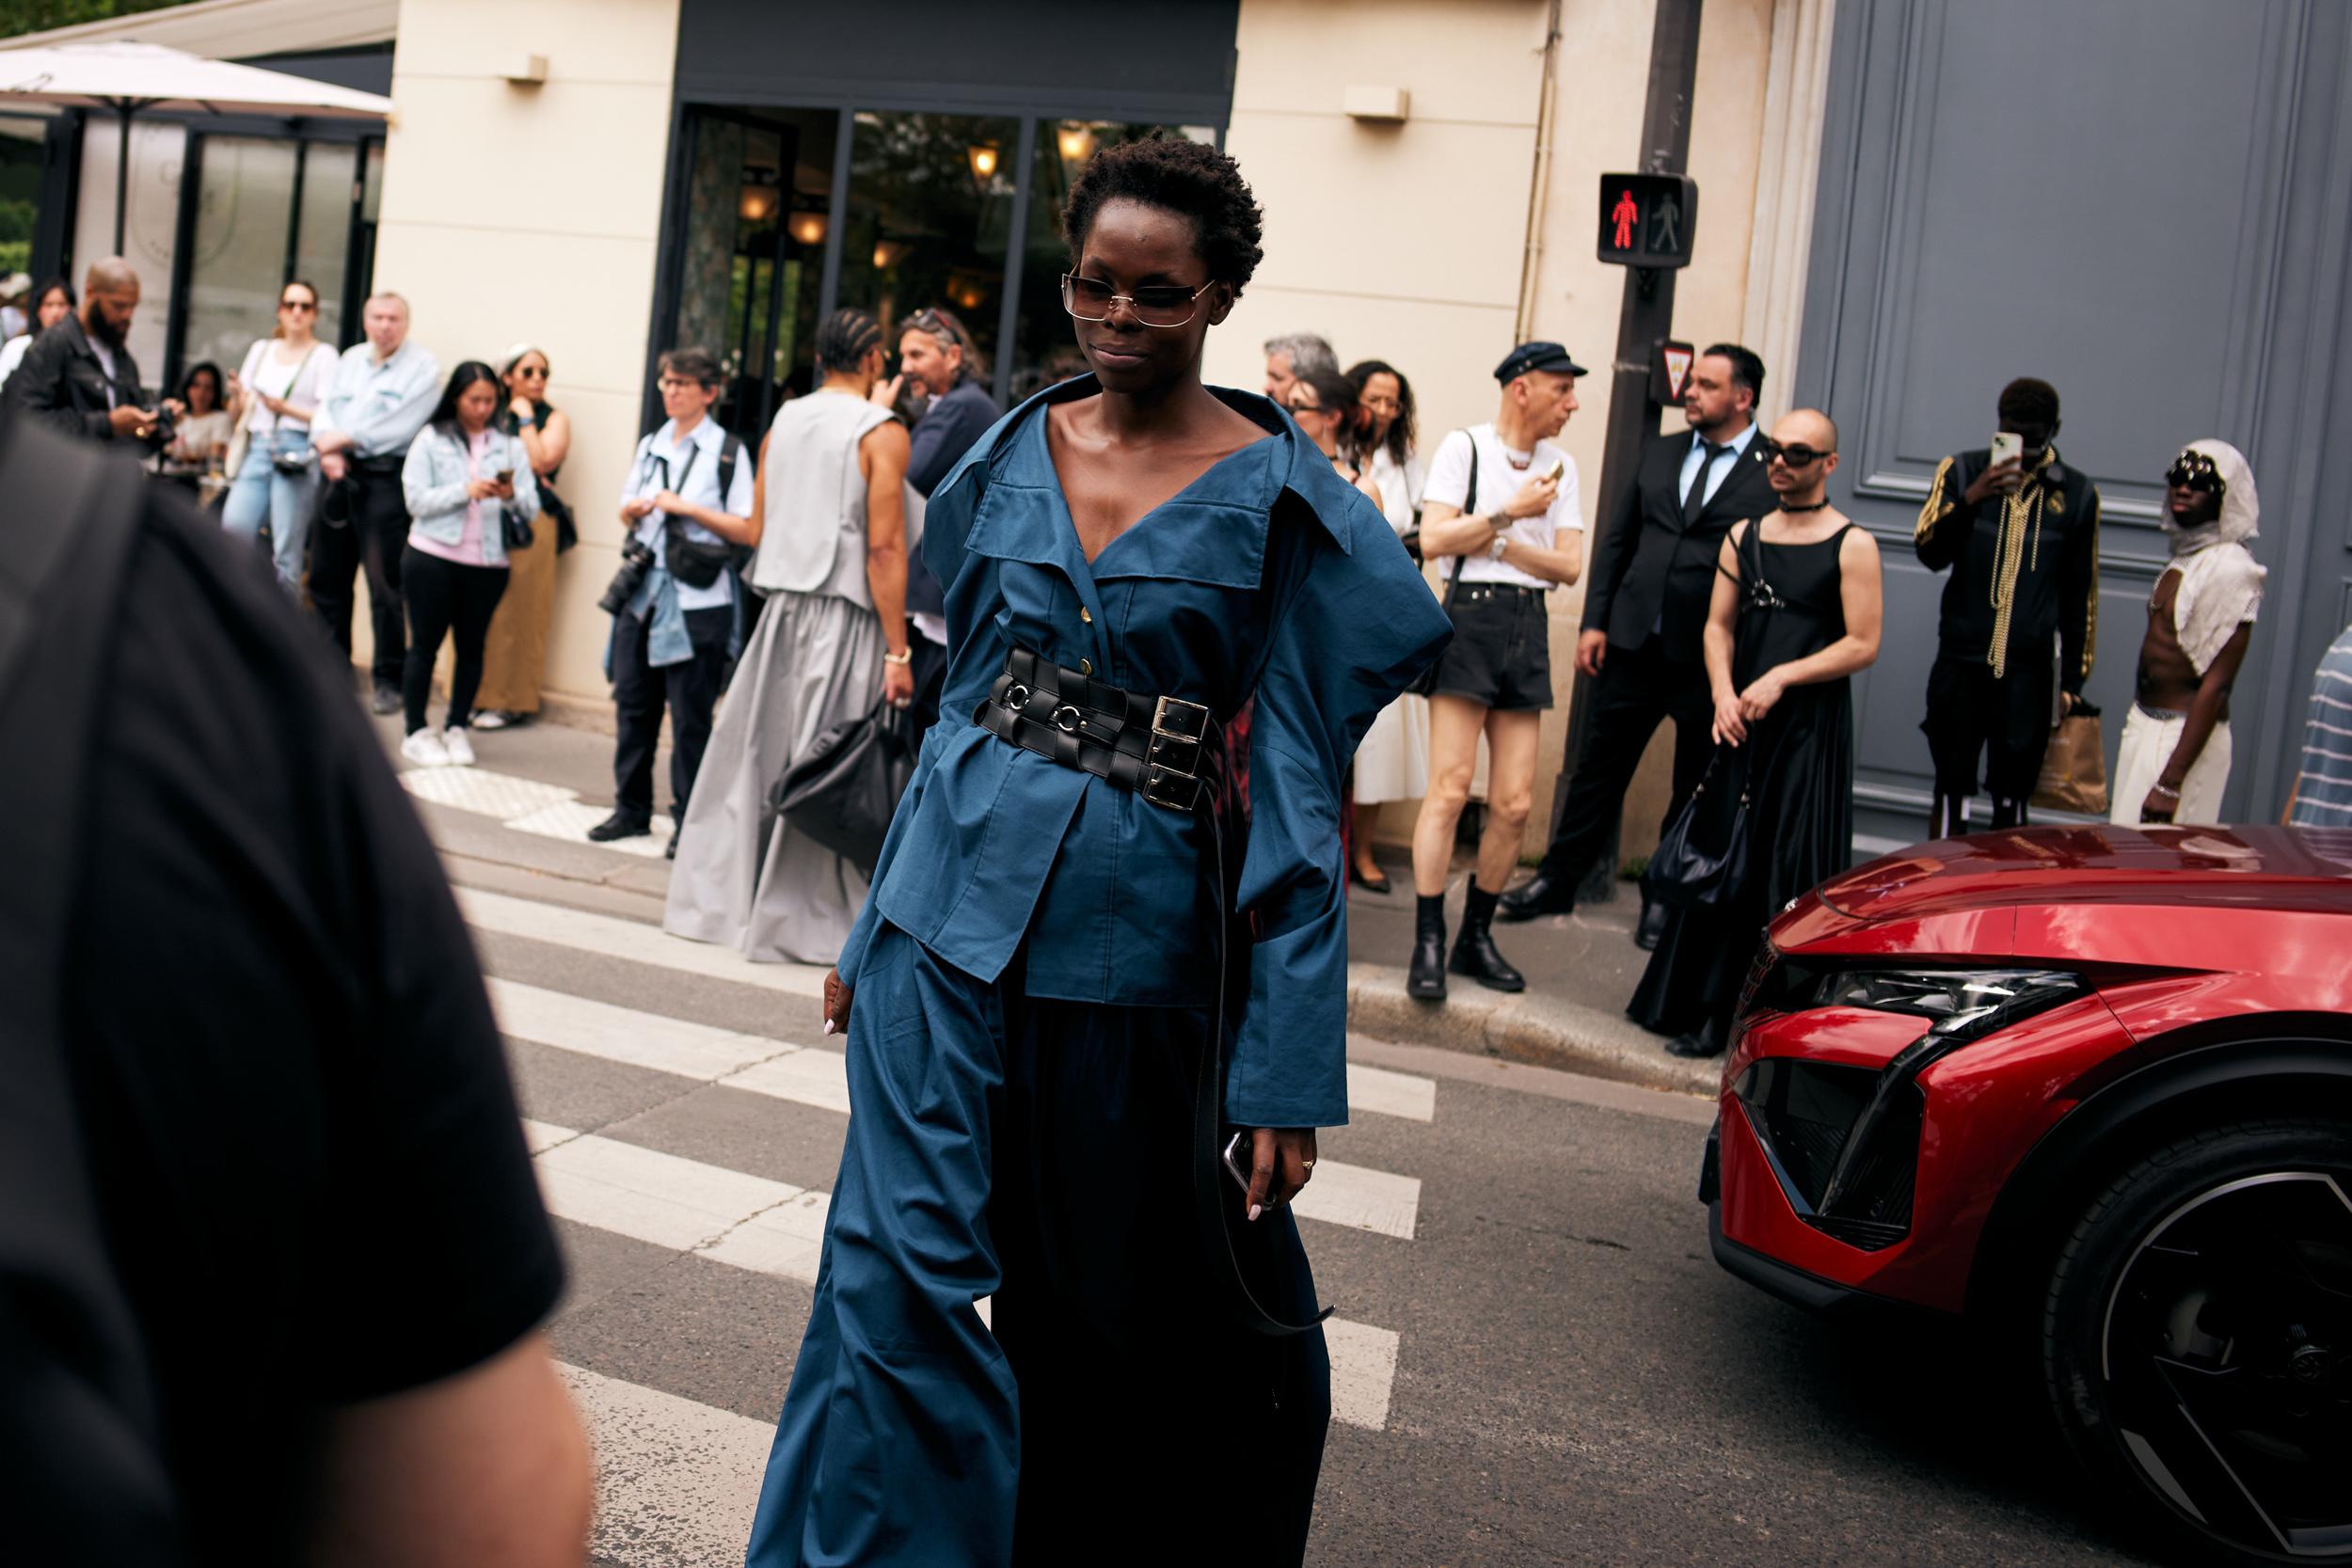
[[664, 821, 681, 860], [1664, 1017, 1725, 1058], [1634, 890, 1670, 951], [586, 810, 653, 843], [1351, 862, 1392, 894], [1496, 871, 1575, 923], [1407, 895, 1447, 1000], [370, 681, 402, 716]]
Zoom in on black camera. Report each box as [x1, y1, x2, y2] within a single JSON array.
[[599, 535, 658, 615]]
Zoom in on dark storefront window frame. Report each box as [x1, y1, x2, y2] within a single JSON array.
[[644, 92, 1225, 434]]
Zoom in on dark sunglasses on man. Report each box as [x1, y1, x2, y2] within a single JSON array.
[[1756, 436, 1833, 468]]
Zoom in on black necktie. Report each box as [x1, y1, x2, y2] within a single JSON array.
[[1683, 440, 1726, 528]]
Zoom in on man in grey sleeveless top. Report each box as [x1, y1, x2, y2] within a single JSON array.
[[663, 309, 913, 964]]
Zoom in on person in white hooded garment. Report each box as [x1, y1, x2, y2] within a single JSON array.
[[2112, 438, 2264, 826]]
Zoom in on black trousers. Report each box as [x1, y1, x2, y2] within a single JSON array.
[[400, 547, 509, 735], [309, 460, 411, 685], [1534, 639, 1717, 888], [612, 603, 732, 822], [1921, 654, 2052, 800]]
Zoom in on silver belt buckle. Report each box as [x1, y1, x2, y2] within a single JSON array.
[[1149, 695, 1210, 783]]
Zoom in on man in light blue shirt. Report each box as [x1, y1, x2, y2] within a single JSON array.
[[589, 347, 757, 855], [310, 293, 442, 712], [2288, 622, 2352, 828]]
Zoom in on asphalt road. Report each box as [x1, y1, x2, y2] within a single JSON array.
[[399, 721, 2156, 1564], [465, 894, 2147, 1566]]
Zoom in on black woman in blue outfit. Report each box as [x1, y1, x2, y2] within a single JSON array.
[[744, 135, 1451, 1568]]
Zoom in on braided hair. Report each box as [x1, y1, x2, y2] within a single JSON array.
[[816, 308, 884, 373], [1062, 133, 1264, 296]]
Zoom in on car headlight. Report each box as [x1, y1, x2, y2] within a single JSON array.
[[1735, 967, 2090, 1250]]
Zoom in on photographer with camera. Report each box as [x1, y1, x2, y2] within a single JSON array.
[[2, 259, 179, 446], [590, 347, 755, 857]]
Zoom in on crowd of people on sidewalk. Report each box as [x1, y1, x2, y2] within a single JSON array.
[[0, 250, 2336, 1064]]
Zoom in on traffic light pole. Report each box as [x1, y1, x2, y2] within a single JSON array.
[[1550, 0, 1707, 904]]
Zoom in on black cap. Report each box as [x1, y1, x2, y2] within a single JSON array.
[[1495, 341, 1588, 383]]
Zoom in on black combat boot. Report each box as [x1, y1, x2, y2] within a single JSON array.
[[1448, 879, 1525, 992], [1407, 895, 1448, 1000]]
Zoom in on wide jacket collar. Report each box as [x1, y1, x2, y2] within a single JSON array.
[[941, 372, 1365, 588]]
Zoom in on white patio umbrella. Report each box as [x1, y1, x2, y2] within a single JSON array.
[[0, 40, 391, 255]]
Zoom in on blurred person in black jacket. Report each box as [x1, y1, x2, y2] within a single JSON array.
[[2, 258, 176, 443], [1500, 343, 1778, 942], [0, 408, 589, 1567]]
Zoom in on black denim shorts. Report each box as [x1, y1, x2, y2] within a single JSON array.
[[1428, 583, 1553, 711]]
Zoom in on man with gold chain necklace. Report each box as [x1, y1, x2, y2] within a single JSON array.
[[1915, 377, 2101, 836]]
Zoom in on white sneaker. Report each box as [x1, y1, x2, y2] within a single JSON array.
[[401, 727, 452, 768], [441, 725, 476, 767]]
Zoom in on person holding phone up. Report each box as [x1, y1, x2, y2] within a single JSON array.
[[1914, 377, 2101, 837], [1405, 342, 1586, 1001], [396, 361, 539, 768]]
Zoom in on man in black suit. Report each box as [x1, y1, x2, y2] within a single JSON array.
[[1500, 343, 1779, 937]]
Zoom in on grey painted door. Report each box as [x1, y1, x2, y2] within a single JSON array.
[[1794, 0, 2352, 847]]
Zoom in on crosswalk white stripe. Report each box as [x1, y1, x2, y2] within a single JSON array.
[[491, 976, 1422, 1129], [529, 1118, 1394, 1429], [459, 887, 829, 997], [558, 1362, 771, 1566], [1291, 1159, 1421, 1241], [1324, 1319, 1401, 1431], [1346, 1062, 1435, 1122], [490, 978, 787, 1082]]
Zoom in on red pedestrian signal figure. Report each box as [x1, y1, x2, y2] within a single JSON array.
[[1611, 187, 1639, 251]]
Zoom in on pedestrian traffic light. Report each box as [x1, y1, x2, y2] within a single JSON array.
[[1597, 174, 1698, 268]]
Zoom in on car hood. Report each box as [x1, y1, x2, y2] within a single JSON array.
[[1812, 825, 2352, 926]]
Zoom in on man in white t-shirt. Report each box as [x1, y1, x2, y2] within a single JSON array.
[[1406, 341, 1587, 1000]]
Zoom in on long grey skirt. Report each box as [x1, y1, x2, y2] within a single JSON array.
[[664, 589, 883, 964]]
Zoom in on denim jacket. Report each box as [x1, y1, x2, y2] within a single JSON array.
[[402, 424, 541, 566], [836, 376, 1452, 1128]]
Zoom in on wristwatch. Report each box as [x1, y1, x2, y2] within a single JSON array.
[[1488, 533, 1510, 561]]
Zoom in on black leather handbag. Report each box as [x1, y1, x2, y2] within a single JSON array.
[[768, 700, 917, 872], [1646, 743, 1753, 909]]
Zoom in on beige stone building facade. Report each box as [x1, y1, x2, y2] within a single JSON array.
[[358, 0, 1835, 863]]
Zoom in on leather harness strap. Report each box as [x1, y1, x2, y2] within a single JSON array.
[[977, 646, 1332, 1338]]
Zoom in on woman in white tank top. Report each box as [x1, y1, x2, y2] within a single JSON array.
[[223, 279, 338, 595]]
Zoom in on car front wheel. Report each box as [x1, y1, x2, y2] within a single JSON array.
[[2044, 1119, 2352, 1566]]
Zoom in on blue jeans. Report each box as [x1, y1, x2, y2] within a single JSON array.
[[221, 430, 319, 594]]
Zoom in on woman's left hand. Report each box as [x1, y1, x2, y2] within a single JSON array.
[[1244, 1127, 1317, 1222], [1737, 672, 1786, 722]]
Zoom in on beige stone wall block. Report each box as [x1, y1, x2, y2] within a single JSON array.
[[1232, 113, 1535, 308], [1229, 0, 1549, 125], [382, 0, 684, 708], [378, 79, 675, 241], [387, 0, 683, 85]]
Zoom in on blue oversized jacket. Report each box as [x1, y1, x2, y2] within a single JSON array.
[[835, 376, 1452, 1128]]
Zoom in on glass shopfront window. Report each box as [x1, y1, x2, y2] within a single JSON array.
[[658, 103, 1220, 431], [0, 115, 46, 283], [176, 132, 379, 389], [836, 110, 1020, 373]]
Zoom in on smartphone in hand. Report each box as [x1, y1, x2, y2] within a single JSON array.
[[495, 467, 516, 484], [1544, 456, 1565, 483], [1990, 432, 2023, 469]]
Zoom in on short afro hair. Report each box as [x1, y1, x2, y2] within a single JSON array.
[[1062, 133, 1264, 297], [1997, 376, 2060, 428]]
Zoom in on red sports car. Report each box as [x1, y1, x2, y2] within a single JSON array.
[[1703, 824, 2352, 1566]]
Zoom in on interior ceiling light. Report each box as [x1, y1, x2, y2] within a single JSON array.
[[787, 212, 828, 246], [1057, 124, 1096, 164], [967, 143, 999, 182]]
